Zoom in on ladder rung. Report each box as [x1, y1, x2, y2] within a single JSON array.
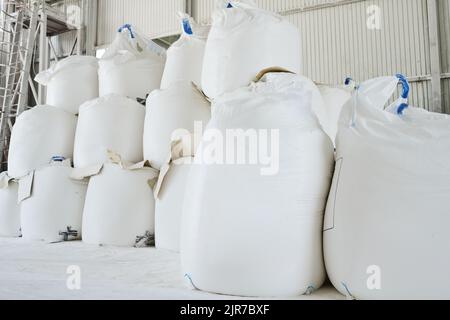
[[0, 70, 24, 77], [0, 41, 30, 51], [0, 64, 25, 71], [1, 91, 26, 96]]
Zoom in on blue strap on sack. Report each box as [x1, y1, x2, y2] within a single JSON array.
[[395, 73, 410, 115], [118, 24, 135, 39], [51, 156, 66, 163], [349, 74, 410, 116], [227, 3, 233, 8], [344, 77, 359, 90], [182, 18, 194, 35]]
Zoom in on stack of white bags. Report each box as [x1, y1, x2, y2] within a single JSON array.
[[1, 0, 450, 300], [3, 24, 165, 244]]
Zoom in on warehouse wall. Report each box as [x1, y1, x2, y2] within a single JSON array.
[[96, 0, 186, 46], [193, 0, 449, 112], [57, 0, 449, 113], [439, 0, 450, 114]]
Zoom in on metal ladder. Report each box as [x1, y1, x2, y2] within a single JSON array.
[[0, 0, 38, 171]]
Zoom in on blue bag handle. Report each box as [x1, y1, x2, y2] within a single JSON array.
[[182, 18, 194, 35], [51, 156, 66, 163], [344, 77, 359, 90], [347, 74, 410, 115], [395, 73, 410, 115], [118, 24, 135, 39]]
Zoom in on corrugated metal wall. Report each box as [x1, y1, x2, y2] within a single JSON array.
[[439, 0, 450, 114], [96, 0, 185, 46], [193, 0, 449, 112], [56, 0, 449, 113]]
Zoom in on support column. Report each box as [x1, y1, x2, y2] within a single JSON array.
[[426, 0, 442, 113], [38, 11, 48, 105], [85, 0, 98, 56]]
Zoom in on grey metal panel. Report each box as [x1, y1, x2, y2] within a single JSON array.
[[63, 0, 449, 112], [192, 0, 441, 111], [96, 0, 185, 46], [443, 79, 450, 114], [439, 0, 450, 74]]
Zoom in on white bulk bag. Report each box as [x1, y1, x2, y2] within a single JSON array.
[[160, 13, 210, 89], [181, 72, 334, 297], [99, 25, 165, 99], [35, 55, 99, 114], [154, 138, 194, 252], [74, 153, 159, 247], [144, 82, 211, 170], [317, 81, 353, 145], [74, 94, 145, 168], [324, 75, 450, 300], [19, 159, 88, 243], [0, 172, 21, 237], [202, 1, 301, 99], [8, 105, 77, 179]]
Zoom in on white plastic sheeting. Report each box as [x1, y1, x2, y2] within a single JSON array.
[[160, 14, 210, 89], [99, 28, 165, 99], [324, 76, 450, 300], [0, 173, 20, 238], [8, 106, 77, 179], [181, 72, 334, 297], [201, 1, 301, 99], [74, 94, 145, 168], [19, 160, 88, 243], [144, 82, 211, 170], [35, 56, 99, 114], [75, 154, 159, 247]]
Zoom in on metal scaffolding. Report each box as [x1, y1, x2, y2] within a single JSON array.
[[0, 0, 83, 171]]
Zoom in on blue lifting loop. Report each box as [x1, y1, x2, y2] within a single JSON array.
[[344, 77, 358, 90], [118, 24, 135, 39], [182, 18, 193, 35], [395, 74, 410, 115], [51, 156, 66, 162], [227, 3, 233, 8]]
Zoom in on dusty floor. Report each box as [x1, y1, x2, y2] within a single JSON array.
[[0, 239, 344, 300]]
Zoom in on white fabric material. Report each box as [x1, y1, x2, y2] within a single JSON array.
[[74, 94, 145, 168], [324, 76, 450, 300], [8, 106, 77, 179], [181, 73, 334, 297], [160, 14, 210, 89], [0, 173, 20, 237], [99, 32, 164, 99], [201, 1, 301, 99], [81, 163, 158, 247], [144, 83, 211, 170], [317, 85, 352, 145], [35, 56, 99, 114], [156, 161, 192, 253], [19, 162, 88, 243]]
